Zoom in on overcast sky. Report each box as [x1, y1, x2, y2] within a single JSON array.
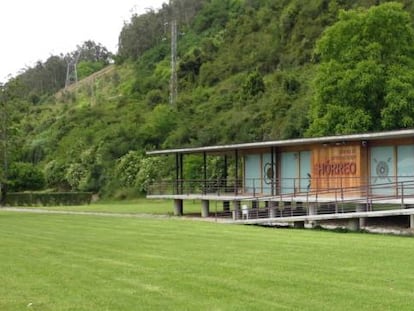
[[0, 0, 167, 83]]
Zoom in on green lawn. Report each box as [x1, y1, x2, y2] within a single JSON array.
[[13, 198, 215, 215], [1, 211, 414, 311]]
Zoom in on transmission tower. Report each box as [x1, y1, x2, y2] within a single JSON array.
[[65, 51, 81, 88], [169, 0, 178, 106]]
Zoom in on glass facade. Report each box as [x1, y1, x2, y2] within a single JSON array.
[[280, 152, 298, 194], [370, 146, 395, 195], [280, 151, 311, 195], [244, 154, 261, 194], [370, 145, 414, 196], [397, 145, 414, 195], [299, 151, 311, 192], [262, 153, 274, 195]]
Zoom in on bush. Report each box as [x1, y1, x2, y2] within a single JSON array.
[[8, 162, 45, 192]]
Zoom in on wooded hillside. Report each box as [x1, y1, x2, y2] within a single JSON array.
[[2, 0, 414, 198]]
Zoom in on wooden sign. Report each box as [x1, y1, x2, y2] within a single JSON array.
[[312, 144, 362, 193]]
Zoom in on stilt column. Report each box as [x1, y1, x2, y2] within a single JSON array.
[[174, 199, 183, 216], [233, 201, 241, 220], [357, 204, 366, 228], [307, 203, 319, 228], [347, 219, 360, 231], [201, 200, 210, 218], [269, 201, 276, 218]]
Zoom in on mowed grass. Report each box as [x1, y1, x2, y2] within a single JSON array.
[[1, 212, 414, 311]]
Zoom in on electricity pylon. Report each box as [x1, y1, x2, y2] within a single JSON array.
[[65, 51, 81, 88]]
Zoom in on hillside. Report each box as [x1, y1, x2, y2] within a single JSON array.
[[3, 0, 414, 198]]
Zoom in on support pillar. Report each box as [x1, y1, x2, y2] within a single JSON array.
[[347, 219, 360, 231], [201, 200, 209, 218], [233, 201, 241, 220], [307, 203, 319, 228], [173, 199, 183, 216], [410, 215, 414, 229], [357, 204, 366, 228], [269, 201, 276, 218]]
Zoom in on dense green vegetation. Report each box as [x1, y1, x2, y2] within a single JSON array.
[[1, 210, 414, 310], [2, 0, 414, 198]]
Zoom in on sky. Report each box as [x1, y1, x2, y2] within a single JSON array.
[[0, 0, 167, 83]]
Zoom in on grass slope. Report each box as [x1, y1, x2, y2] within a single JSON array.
[[1, 211, 414, 310]]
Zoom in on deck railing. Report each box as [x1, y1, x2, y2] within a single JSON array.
[[147, 177, 414, 221], [147, 176, 414, 206]]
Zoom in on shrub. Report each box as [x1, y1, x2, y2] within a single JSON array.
[[8, 162, 45, 192]]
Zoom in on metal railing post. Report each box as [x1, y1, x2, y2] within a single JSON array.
[[253, 179, 256, 197]]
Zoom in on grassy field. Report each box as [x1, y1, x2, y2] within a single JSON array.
[[15, 198, 212, 215], [1, 210, 414, 311]]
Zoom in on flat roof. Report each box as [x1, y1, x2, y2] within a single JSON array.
[[146, 129, 414, 155]]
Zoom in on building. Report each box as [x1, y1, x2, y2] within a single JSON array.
[[146, 129, 414, 230]]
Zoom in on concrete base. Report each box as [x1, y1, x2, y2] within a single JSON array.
[[347, 219, 360, 231], [173, 199, 183, 216], [201, 200, 209, 218], [307, 204, 319, 228]]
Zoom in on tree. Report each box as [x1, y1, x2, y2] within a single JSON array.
[[242, 71, 265, 98], [76, 40, 112, 63], [307, 3, 414, 136], [118, 9, 164, 61], [0, 80, 24, 205], [0, 84, 8, 205]]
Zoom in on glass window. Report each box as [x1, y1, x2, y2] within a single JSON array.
[[244, 154, 261, 194], [281, 152, 298, 194], [299, 151, 311, 193], [397, 145, 414, 195], [262, 153, 274, 195]]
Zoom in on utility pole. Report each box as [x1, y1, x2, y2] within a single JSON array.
[[169, 0, 178, 106]]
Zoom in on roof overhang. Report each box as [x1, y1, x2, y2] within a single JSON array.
[[146, 129, 414, 156]]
